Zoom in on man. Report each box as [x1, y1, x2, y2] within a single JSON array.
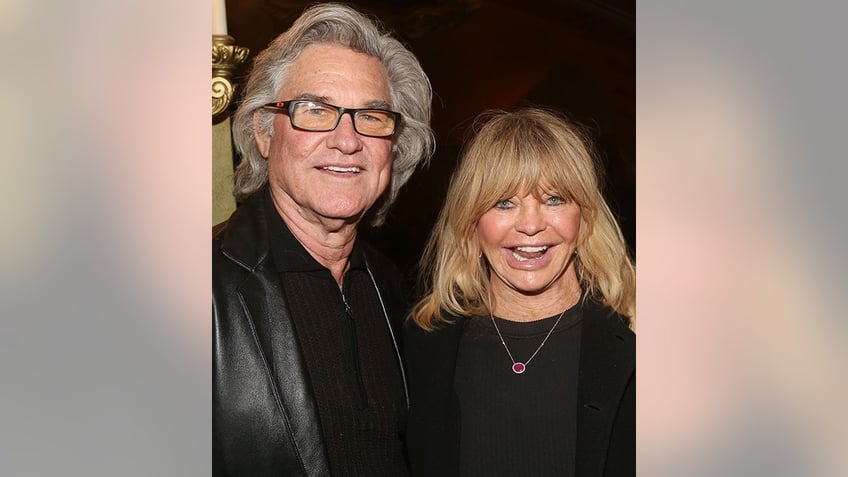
[[212, 4, 434, 475]]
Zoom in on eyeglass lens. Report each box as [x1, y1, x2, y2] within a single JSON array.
[[291, 101, 396, 137]]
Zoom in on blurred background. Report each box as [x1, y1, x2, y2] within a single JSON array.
[[221, 0, 635, 277]]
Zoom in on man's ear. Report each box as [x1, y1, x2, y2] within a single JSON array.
[[253, 111, 271, 158]]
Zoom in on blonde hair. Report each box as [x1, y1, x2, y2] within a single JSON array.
[[411, 108, 635, 330]]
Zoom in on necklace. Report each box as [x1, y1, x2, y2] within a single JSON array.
[[490, 309, 567, 374]]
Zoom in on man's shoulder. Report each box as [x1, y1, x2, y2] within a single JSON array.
[[359, 240, 399, 272], [212, 219, 230, 242], [212, 193, 271, 283], [357, 238, 413, 321], [357, 239, 411, 291]]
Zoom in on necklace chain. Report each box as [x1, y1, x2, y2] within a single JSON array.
[[490, 308, 568, 374]]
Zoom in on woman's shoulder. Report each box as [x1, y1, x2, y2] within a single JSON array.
[[405, 311, 469, 342], [582, 299, 635, 340], [406, 310, 467, 329]]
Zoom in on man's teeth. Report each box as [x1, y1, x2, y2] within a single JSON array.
[[512, 246, 548, 262], [323, 166, 361, 173]]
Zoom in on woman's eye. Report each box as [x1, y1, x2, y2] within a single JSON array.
[[495, 199, 514, 209], [546, 196, 567, 206]]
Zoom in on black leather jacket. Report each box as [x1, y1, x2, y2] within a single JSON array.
[[212, 193, 409, 476]]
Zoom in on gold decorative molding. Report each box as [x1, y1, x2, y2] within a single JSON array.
[[212, 35, 249, 122]]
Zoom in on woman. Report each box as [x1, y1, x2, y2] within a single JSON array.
[[405, 108, 635, 476]]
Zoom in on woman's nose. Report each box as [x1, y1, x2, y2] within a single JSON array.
[[514, 205, 546, 235]]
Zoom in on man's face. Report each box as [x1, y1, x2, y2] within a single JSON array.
[[255, 43, 394, 226]]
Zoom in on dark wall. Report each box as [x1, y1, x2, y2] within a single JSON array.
[[227, 0, 635, 280]]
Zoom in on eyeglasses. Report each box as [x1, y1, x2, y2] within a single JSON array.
[[261, 100, 402, 138]]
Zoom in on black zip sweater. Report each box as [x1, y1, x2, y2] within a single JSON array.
[[265, 190, 409, 477]]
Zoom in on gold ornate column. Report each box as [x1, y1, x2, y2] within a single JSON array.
[[212, 34, 248, 226]]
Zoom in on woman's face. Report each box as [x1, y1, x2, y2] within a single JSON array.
[[476, 189, 582, 302]]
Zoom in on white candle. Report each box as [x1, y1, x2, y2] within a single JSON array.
[[212, 0, 228, 35]]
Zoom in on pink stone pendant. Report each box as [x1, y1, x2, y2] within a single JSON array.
[[512, 362, 526, 374]]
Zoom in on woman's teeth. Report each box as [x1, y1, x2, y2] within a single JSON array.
[[512, 246, 548, 261]]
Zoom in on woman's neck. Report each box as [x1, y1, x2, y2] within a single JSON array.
[[491, 278, 582, 322]]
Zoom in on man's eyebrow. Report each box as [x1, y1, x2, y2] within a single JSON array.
[[293, 93, 328, 103], [364, 100, 392, 110], [292, 94, 392, 110]]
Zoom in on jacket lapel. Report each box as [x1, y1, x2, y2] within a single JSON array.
[[223, 195, 331, 476], [575, 304, 636, 477], [405, 315, 466, 476]]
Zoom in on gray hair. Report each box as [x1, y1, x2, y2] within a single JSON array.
[[231, 2, 435, 226]]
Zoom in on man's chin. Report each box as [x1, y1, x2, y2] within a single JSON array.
[[313, 205, 368, 225]]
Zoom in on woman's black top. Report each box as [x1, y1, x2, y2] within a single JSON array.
[[454, 307, 582, 476]]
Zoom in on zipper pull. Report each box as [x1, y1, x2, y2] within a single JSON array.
[[340, 286, 352, 315]]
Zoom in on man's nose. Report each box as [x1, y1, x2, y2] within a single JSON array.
[[326, 112, 363, 153]]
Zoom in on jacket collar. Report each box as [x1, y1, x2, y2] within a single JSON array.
[[216, 191, 271, 273]]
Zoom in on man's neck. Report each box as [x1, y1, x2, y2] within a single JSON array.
[[270, 192, 359, 285]]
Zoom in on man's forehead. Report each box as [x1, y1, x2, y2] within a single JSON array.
[[277, 46, 392, 106]]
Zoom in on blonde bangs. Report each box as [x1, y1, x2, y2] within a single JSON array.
[[462, 111, 600, 212]]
